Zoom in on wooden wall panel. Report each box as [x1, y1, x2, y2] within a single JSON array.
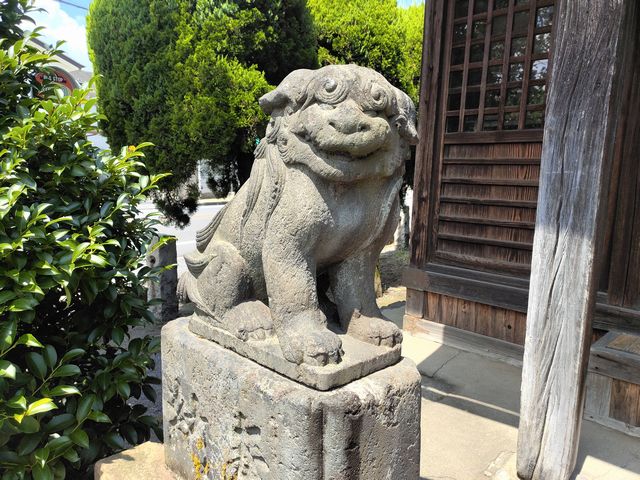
[[409, 0, 445, 269], [437, 241, 532, 265], [610, 380, 640, 427], [408, 0, 639, 351], [438, 223, 534, 244], [604, 32, 640, 310], [439, 203, 537, 224], [433, 142, 540, 275], [422, 291, 526, 345]]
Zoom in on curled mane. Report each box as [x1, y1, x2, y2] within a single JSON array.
[[194, 121, 286, 252]]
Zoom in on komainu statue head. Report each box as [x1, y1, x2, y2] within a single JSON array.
[[256, 64, 418, 182]]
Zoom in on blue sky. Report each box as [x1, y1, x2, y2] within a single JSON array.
[[31, 0, 91, 67], [32, 0, 423, 72]]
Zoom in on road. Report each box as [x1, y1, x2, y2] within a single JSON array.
[[139, 203, 224, 275]]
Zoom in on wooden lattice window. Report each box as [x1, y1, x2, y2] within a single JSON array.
[[444, 0, 554, 133]]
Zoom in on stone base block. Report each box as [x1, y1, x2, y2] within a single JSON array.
[[189, 312, 402, 391], [162, 318, 421, 480]]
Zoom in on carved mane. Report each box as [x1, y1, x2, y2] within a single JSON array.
[[195, 128, 286, 253]]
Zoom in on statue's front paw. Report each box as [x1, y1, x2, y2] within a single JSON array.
[[279, 312, 343, 366], [346, 311, 403, 347], [299, 330, 343, 366]]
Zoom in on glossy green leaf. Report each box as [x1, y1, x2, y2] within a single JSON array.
[[0, 359, 17, 379], [33, 446, 50, 467], [43, 345, 57, 369], [15, 333, 43, 348], [69, 429, 89, 449], [111, 327, 125, 346], [7, 394, 27, 410], [16, 433, 41, 456], [142, 384, 157, 402], [16, 416, 40, 433], [44, 413, 75, 433], [0, 290, 17, 304], [47, 385, 80, 397], [120, 424, 138, 445], [51, 364, 80, 378], [62, 447, 80, 463], [75, 394, 95, 422], [45, 435, 71, 454], [25, 352, 47, 379], [26, 399, 57, 416], [87, 411, 111, 423], [0, 319, 17, 351], [60, 348, 85, 363], [103, 432, 125, 450], [9, 296, 38, 312], [32, 464, 53, 480], [116, 381, 130, 399]]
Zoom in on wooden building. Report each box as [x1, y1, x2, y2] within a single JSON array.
[[405, 0, 639, 477]]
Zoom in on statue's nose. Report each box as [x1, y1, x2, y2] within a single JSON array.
[[327, 101, 373, 135]]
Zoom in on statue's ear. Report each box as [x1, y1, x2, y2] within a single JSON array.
[[404, 122, 419, 145], [259, 68, 313, 115], [259, 88, 289, 115], [395, 91, 419, 145]]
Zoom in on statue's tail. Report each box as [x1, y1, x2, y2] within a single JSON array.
[[195, 203, 227, 252], [177, 251, 215, 317], [177, 204, 227, 305], [176, 270, 192, 304]]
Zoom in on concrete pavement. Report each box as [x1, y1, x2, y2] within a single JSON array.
[[379, 289, 640, 480]]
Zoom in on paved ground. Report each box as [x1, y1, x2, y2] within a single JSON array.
[[385, 295, 640, 480]]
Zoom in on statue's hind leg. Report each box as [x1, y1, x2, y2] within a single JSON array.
[[187, 241, 273, 340]]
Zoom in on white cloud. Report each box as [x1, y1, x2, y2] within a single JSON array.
[[28, 0, 91, 70]]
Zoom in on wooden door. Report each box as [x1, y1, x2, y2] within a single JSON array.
[[406, 0, 556, 343]]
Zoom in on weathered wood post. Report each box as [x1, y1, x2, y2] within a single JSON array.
[[516, 1, 638, 479], [146, 235, 178, 323]]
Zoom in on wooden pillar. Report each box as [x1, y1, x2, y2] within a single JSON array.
[[516, 1, 638, 479]]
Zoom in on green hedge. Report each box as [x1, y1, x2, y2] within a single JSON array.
[[0, 1, 171, 478]]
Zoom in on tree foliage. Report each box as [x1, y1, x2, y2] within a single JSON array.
[[87, 0, 318, 225], [88, 0, 423, 225], [86, 0, 193, 223], [397, 4, 426, 104], [1, 2, 168, 477], [307, 0, 424, 103]]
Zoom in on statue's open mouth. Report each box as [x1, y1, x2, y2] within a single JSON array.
[[294, 131, 388, 164], [301, 126, 391, 159], [288, 131, 400, 182]]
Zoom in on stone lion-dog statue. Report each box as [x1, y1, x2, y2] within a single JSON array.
[[178, 64, 418, 367]]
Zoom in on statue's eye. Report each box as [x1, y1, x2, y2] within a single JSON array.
[[314, 76, 348, 105], [367, 83, 389, 111], [324, 78, 337, 93]]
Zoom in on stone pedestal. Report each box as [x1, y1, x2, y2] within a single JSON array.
[[162, 318, 421, 480]]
